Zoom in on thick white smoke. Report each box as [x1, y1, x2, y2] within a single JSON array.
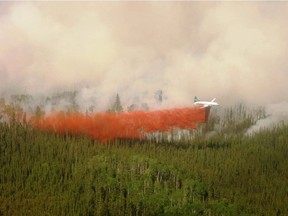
[[0, 2, 287, 116], [246, 102, 288, 135]]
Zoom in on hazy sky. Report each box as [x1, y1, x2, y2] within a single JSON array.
[[0, 1, 288, 109]]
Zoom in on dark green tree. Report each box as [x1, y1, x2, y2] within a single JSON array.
[[111, 93, 123, 113]]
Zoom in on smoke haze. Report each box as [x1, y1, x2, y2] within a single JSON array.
[[246, 102, 288, 135], [0, 2, 287, 113]]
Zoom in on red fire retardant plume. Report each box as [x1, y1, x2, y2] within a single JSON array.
[[30, 107, 208, 143]]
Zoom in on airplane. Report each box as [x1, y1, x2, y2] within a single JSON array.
[[194, 96, 219, 108]]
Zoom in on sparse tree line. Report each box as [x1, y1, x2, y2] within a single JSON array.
[[0, 93, 287, 215], [0, 92, 266, 142], [0, 91, 153, 118]]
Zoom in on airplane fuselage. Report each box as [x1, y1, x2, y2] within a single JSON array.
[[194, 97, 219, 108], [194, 101, 219, 107]]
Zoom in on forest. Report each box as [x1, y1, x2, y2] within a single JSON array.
[[0, 94, 287, 215]]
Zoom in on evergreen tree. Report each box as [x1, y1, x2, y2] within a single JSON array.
[[111, 93, 123, 113], [154, 90, 163, 104]]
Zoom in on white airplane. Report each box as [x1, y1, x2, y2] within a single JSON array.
[[194, 96, 219, 108]]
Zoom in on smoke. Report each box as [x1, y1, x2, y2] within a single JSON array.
[[0, 2, 288, 135], [246, 102, 288, 135], [0, 2, 288, 109], [30, 107, 207, 143]]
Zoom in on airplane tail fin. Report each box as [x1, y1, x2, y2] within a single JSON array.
[[211, 98, 216, 102], [194, 96, 200, 102]]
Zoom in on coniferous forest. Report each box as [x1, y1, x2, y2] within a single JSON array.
[[2, 1, 288, 215], [0, 98, 288, 216]]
